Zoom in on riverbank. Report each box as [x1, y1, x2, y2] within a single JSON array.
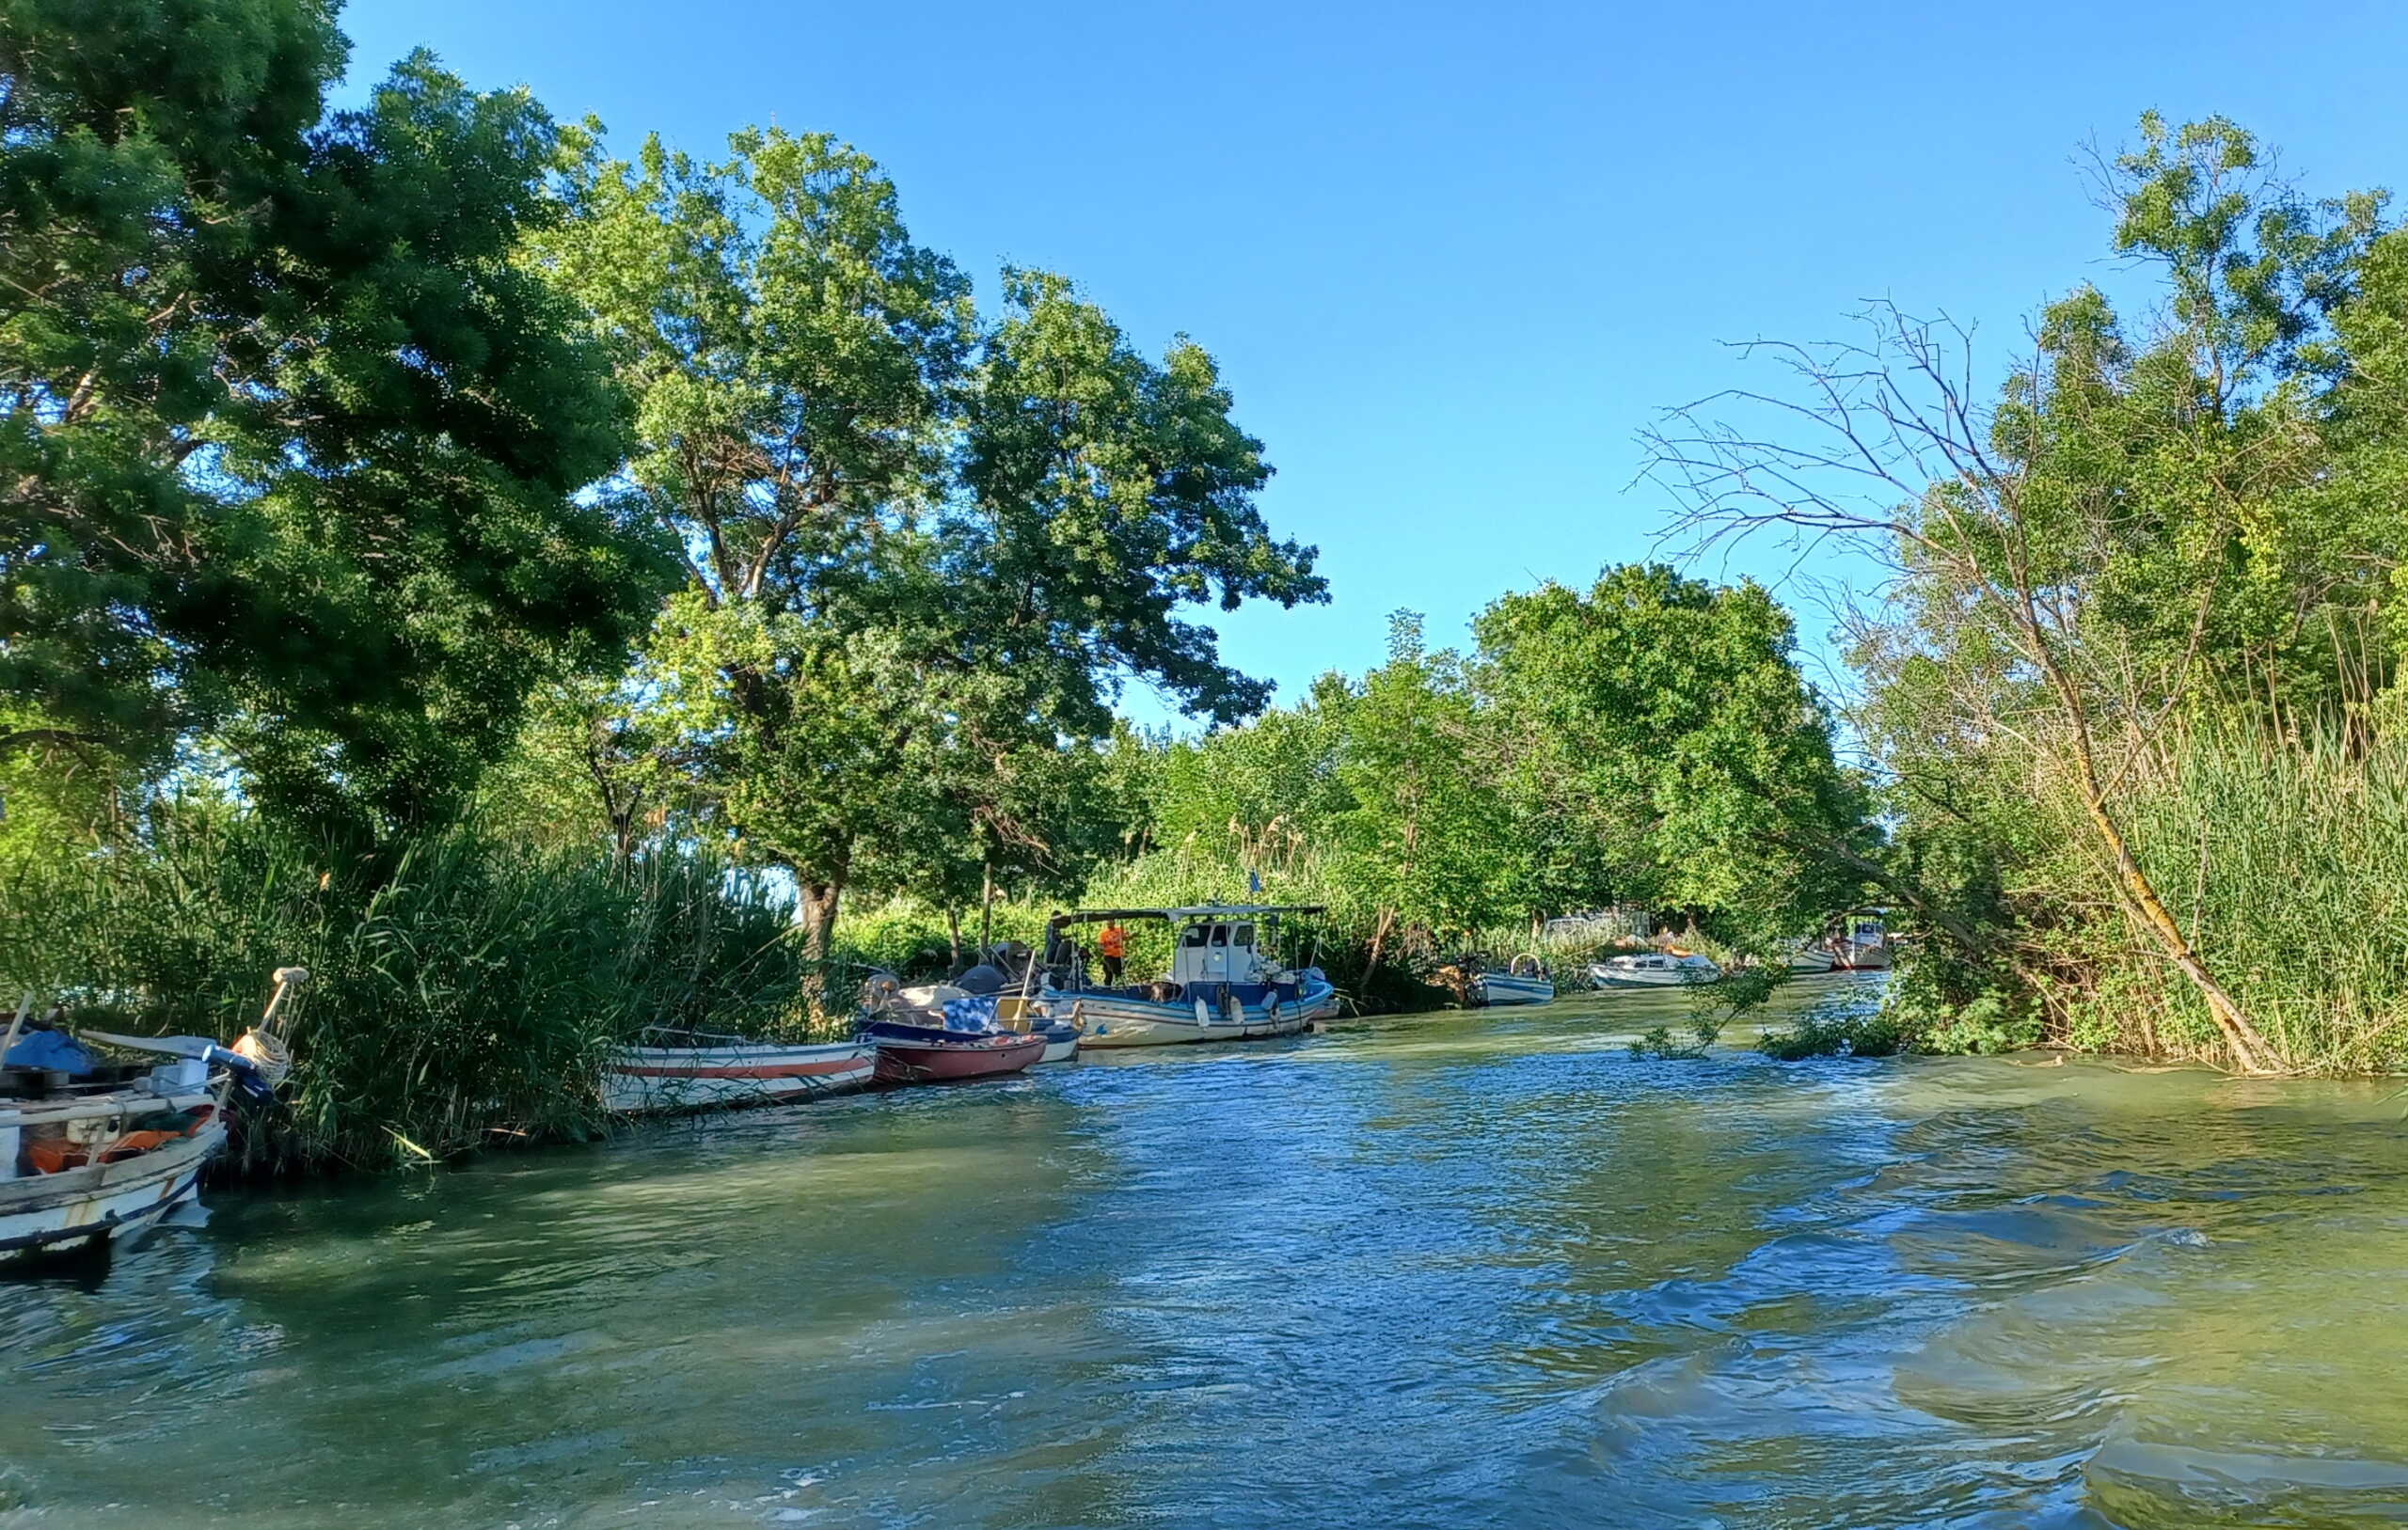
[[8, 985, 2402, 1528]]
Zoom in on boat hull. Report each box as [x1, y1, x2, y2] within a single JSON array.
[[867, 1030, 1047, 1082], [1, 1091, 226, 1264], [1829, 944, 1892, 970], [1473, 974, 1555, 1006], [603, 1040, 874, 1115], [1067, 978, 1334, 1049], [1588, 958, 1722, 988]]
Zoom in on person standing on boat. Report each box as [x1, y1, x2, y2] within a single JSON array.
[[1099, 922, 1129, 986]]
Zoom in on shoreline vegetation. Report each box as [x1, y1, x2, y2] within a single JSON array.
[[7, 6, 2407, 1175]]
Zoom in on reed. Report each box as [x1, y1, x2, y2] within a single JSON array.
[[0, 803, 812, 1173], [2039, 720, 2408, 1072]]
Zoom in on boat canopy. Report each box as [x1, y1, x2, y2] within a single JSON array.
[[1045, 903, 1326, 936]]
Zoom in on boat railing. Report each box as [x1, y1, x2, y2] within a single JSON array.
[[629, 1025, 772, 1049]]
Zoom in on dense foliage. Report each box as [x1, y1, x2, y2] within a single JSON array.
[[1656, 114, 2408, 1073]]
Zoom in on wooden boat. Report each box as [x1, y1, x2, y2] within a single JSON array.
[[2, 969, 297, 1265], [1029, 906, 1336, 1049], [1784, 946, 1837, 974], [2, 1071, 231, 1264], [602, 1031, 874, 1115], [1590, 952, 1723, 988], [858, 1017, 1046, 1082]]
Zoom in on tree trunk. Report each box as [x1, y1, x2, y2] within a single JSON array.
[[945, 907, 962, 972], [977, 862, 994, 961], [799, 869, 847, 1017], [1365, 907, 1397, 979], [800, 877, 844, 960], [2026, 604, 2281, 1074]]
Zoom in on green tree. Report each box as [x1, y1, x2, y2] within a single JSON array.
[[0, 1, 671, 828], [1333, 612, 1508, 973], [1646, 114, 2402, 1070], [538, 129, 1323, 958], [1474, 565, 1871, 944]]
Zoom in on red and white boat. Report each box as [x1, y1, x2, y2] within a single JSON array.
[[603, 1031, 874, 1115], [858, 1017, 1046, 1083]]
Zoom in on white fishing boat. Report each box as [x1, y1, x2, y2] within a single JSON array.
[[1826, 914, 1893, 970], [1589, 952, 1723, 988], [603, 1029, 875, 1114], [1473, 968, 1555, 1006], [2, 969, 298, 1265], [1030, 905, 1336, 1049]]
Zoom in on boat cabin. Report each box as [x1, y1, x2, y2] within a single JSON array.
[[1172, 918, 1262, 985], [1041, 903, 1325, 995]]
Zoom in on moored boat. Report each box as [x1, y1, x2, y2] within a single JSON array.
[[603, 1031, 875, 1115], [1783, 945, 1837, 974], [1028, 905, 1335, 1049], [1590, 952, 1723, 988], [2, 968, 297, 1265], [859, 1017, 1046, 1082], [1474, 970, 1556, 1006]]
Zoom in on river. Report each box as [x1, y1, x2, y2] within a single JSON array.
[[7, 976, 2407, 1529]]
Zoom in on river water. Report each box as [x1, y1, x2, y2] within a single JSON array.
[[7, 976, 2408, 1529]]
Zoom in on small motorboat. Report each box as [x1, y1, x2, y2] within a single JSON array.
[[1474, 970, 1555, 1006], [602, 1031, 875, 1114], [994, 995, 1082, 1063], [1783, 945, 1837, 975], [859, 984, 1048, 1082], [1433, 955, 1555, 1008], [1590, 952, 1723, 988], [3, 968, 297, 1266], [1030, 1019, 1082, 1064]]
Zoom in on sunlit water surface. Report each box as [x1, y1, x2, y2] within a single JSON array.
[[8, 975, 2408, 1528]]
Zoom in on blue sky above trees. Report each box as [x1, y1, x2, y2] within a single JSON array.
[[339, 0, 2408, 722]]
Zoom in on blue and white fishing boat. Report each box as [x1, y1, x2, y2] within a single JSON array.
[[1030, 905, 1336, 1049]]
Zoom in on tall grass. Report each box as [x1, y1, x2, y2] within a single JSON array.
[[2042, 722, 2408, 1072], [0, 803, 810, 1173]]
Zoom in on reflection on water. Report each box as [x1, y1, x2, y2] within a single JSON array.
[[7, 975, 2407, 1528]]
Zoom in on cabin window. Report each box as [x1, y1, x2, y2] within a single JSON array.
[[1209, 924, 1229, 947], [1181, 925, 1211, 949], [1232, 923, 1255, 948]]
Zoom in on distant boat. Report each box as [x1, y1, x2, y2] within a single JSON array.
[[1030, 905, 1336, 1049], [604, 1032, 875, 1114], [1473, 970, 1556, 1006], [1590, 953, 1722, 988], [1826, 915, 1893, 970], [1783, 945, 1837, 974]]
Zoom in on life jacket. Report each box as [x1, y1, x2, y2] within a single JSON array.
[[1099, 926, 1127, 958]]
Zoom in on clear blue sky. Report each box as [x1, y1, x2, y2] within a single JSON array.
[[341, 0, 2408, 723]]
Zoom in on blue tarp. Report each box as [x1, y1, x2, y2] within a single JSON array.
[[941, 995, 1000, 1032], [4, 1028, 97, 1076]]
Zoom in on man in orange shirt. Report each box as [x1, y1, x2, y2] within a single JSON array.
[[1098, 922, 1128, 985]]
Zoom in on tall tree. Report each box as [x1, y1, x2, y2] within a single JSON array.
[[1475, 566, 1871, 943], [1643, 115, 2394, 1070], [0, 1, 671, 828], [1333, 612, 1507, 973], [538, 130, 1324, 957]]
